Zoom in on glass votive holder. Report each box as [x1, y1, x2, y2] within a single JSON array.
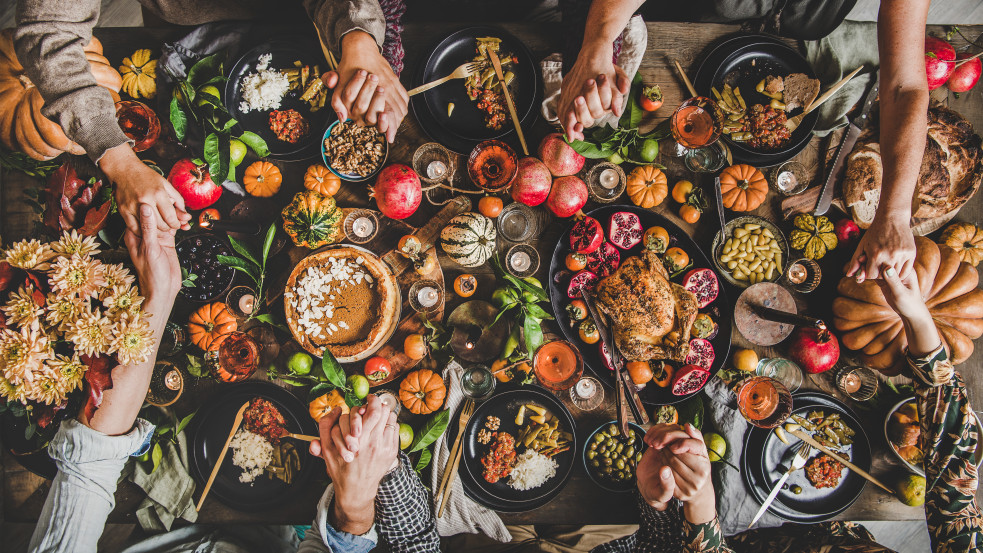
[[497, 202, 538, 242], [412, 142, 456, 184], [115, 100, 160, 152], [587, 162, 626, 203], [783, 258, 822, 293], [226, 285, 258, 319], [147, 360, 183, 407], [408, 279, 442, 313], [570, 376, 604, 411], [836, 366, 878, 402], [159, 321, 188, 358], [770, 161, 810, 196], [755, 357, 804, 393], [505, 244, 540, 278], [374, 389, 401, 415], [344, 209, 380, 244], [461, 365, 496, 400]]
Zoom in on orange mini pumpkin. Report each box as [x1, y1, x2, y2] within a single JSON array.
[[398, 369, 446, 415], [719, 164, 768, 212], [626, 166, 668, 208], [187, 302, 237, 351], [244, 161, 283, 197], [309, 389, 350, 421], [304, 164, 341, 196]]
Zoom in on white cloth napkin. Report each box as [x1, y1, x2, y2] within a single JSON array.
[[540, 14, 649, 129], [429, 362, 512, 542]]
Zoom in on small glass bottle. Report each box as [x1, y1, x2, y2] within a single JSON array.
[[461, 365, 496, 401]]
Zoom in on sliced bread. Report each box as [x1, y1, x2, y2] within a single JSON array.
[[783, 73, 821, 112]]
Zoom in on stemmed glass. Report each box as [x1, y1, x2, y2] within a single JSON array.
[[668, 96, 723, 163], [737, 376, 793, 429]]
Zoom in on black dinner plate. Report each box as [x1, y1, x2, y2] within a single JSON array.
[[547, 205, 733, 405], [693, 34, 819, 167], [226, 41, 336, 161], [410, 26, 540, 154], [452, 386, 576, 509], [188, 381, 319, 512], [741, 392, 871, 522]]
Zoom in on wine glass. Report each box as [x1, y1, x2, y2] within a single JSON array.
[[736, 376, 793, 428], [668, 96, 723, 158], [533, 340, 583, 391]]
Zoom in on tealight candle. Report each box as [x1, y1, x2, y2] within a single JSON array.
[[352, 216, 375, 238], [509, 251, 531, 272], [238, 293, 256, 315], [164, 369, 182, 391], [417, 286, 439, 308], [426, 160, 447, 180], [575, 377, 597, 398], [840, 372, 862, 394], [786, 262, 808, 285], [599, 168, 619, 189]]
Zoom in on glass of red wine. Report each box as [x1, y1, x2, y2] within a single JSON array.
[[115, 100, 160, 152]]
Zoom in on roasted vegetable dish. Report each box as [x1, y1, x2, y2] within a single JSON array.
[[465, 37, 518, 130], [787, 410, 855, 451]]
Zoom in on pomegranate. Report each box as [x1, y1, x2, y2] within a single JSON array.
[[948, 53, 982, 93], [608, 211, 643, 250], [586, 241, 620, 277], [167, 158, 221, 210], [599, 342, 615, 371], [788, 327, 840, 374], [671, 364, 710, 396], [538, 132, 585, 176], [682, 268, 719, 308], [512, 157, 553, 206], [684, 338, 715, 369], [834, 218, 861, 243], [567, 270, 599, 299], [547, 176, 588, 218], [926, 36, 956, 90], [569, 216, 604, 254], [370, 164, 422, 220]]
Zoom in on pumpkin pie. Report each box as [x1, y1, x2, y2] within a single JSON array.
[[285, 247, 400, 361]]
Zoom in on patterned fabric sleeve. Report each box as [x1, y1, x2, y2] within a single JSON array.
[[907, 345, 983, 552], [373, 452, 441, 553], [590, 495, 732, 553]]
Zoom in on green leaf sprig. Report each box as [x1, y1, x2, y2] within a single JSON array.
[[217, 224, 276, 322], [490, 255, 553, 360]]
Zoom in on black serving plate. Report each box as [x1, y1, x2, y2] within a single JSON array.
[[693, 34, 819, 167], [547, 205, 732, 405], [226, 41, 336, 161], [410, 26, 540, 154], [450, 386, 576, 511], [188, 381, 319, 512], [741, 392, 871, 522]]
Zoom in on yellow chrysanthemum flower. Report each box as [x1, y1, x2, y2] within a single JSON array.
[[48, 253, 107, 299], [102, 263, 135, 290], [111, 313, 154, 366], [2, 286, 44, 328], [0, 323, 49, 385], [103, 285, 144, 318], [44, 293, 87, 330], [0, 375, 27, 403], [65, 309, 113, 357], [30, 355, 86, 404], [3, 239, 55, 271], [50, 230, 100, 258]]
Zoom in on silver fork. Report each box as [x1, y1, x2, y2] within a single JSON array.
[[749, 442, 812, 527], [408, 62, 483, 97]]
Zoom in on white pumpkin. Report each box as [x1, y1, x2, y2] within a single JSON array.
[[440, 212, 497, 267]]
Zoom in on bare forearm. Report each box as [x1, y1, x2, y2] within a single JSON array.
[[581, 0, 644, 50], [901, 308, 942, 359], [331, 494, 375, 536]]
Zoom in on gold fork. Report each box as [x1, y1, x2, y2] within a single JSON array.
[[408, 62, 483, 97], [310, 17, 339, 71], [785, 66, 863, 132], [436, 398, 474, 518]]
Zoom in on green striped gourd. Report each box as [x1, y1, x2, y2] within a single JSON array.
[[281, 190, 344, 249], [440, 212, 497, 267]]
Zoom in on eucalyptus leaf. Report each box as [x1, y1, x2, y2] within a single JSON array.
[[414, 448, 432, 472], [321, 350, 347, 389], [238, 131, 270, 158], [409, 409, 449, 453], [170, 96, 187, 141]]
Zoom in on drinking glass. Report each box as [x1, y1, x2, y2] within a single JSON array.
[[669, 96, 722, 156], [533, 340, 583, 391], [115, 100, 160, 152], [684, 141, 727, 173], [468, 139, 518, 192], [461, 365, 496, 400], [755, 357, 804, 392], [497, 202, 538, 242], [215, 331, 260, 382], [570, 376, 604, 411], [737, 376, 793, 428]]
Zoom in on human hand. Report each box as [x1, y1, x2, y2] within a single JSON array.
[[322, 31, 408, 143], [557, 42, 629, 141], [122, 204, 181, 305], [100, 144, 191, 235], [875, 266, 930, 323], [644, 424, 716, 524], [845, 214, 916, 283], [636, 446, 675, 510]]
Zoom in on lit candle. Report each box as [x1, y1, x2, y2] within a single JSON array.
[[841, 372, 862, 394], [426, 160, 447, 180], [786, 262, 808, 285], [352, 216, 375, 238], [575, 377, 597, 398], [238, 293, 256, 315], [164, 369, 182, 391], [417, 286, 439, 308], [776, 170, 798, 192], [599, 168, 619, 189], [510, 251, 531, 272]]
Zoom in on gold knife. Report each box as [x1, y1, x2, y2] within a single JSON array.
[[486, 49, 529, 155]]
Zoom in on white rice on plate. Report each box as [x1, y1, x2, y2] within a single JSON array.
[[508, 450, 558, 491], [239, 53, 290, 113], [229, 428, 273, 483]]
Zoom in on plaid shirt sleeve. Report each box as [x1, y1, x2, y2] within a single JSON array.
[[373, 452, 440, 553], [591, 495, 732, 553]]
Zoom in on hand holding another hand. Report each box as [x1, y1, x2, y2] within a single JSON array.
[[846, 214, 916, 283], [557, 42, 629, 141], [102, 144, 191, 236], [641, 423, 716, 524], [122, 203, 181, 305]]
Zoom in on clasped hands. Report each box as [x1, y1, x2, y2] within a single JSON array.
[[638, 423, 716, 525]]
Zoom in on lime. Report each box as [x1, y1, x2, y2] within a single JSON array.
[[399, 423, 414, 450], [230, 138, 247, 166], [638, 139, 659, 162], [606, 152, 624, 164], [704, 432, 727, 463], [347, 374, 370, 399], [491, 287, 518, 309], [896, 474, 926, 506], [287, 352, 313, 375], [196, 85, 221, 106]]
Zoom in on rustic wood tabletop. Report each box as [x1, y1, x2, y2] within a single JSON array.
[[2, 20, 982, 527]]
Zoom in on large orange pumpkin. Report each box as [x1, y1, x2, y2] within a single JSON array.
[[398, 369, 446, 415], [0, 30, 123, 160], [833, 237, 983, 373], [626, 166, 668, 208], [244, 161, 282, 197], [188, 302, 238, 351], [719, 164, 768, 212], [303, 164, 341, 196]]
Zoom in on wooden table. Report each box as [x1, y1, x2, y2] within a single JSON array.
[[3, 21, 983, 528]]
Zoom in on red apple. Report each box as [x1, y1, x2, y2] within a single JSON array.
[[948, 53, 982, 93], [926, 36, 956, 91], [167, 158, 221, 210]]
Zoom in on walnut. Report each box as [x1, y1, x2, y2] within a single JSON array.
[[485, 416, 501, 431], [323, 121, 385, 177], [477, 429, 492, 444]]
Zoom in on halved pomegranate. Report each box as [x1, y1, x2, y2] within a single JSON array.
[[567, 270, 599, 299], [671, 364, 710, 396], [599, 342, 615, 371], [682, 268, 719, 308], [608, 211, 643, 250], [569, 217, 604, 254], [586, 241, 620, 277], [684, 338, 715, 369]]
